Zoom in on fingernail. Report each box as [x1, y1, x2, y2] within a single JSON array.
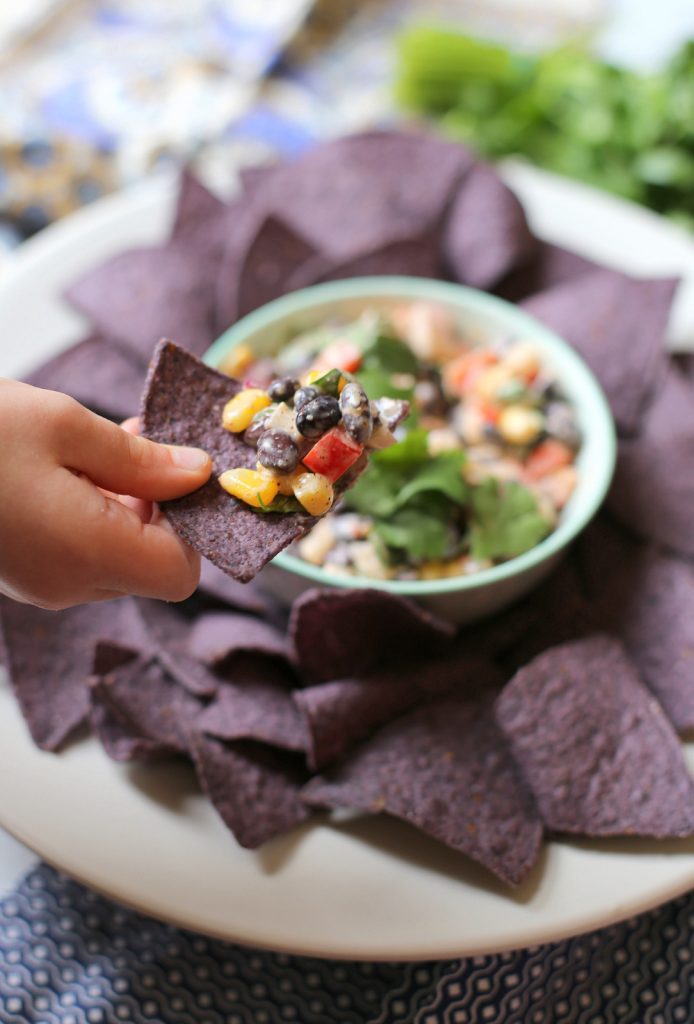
[[168, 446, 210, 471]]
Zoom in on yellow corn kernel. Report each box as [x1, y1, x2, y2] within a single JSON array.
[[498, 405, 544, 446], [292, 471, 335, 516], [474, 364, 516, 402], [218, 468, 279, 509], [218, 343, 253, 379], [222, 389, 271, 433], [256, 464, 302, 496]]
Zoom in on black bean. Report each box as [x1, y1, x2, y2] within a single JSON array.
[[268, 376, 299, 403], [243, 406, 274, 447], [340, 381, 372, 444], [295, 395, 341, 438], [257, 430, 300, 472], [293, 386, 319, 412], [545, 401, 581, 449]]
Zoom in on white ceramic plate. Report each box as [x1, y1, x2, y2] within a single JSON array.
[[1, 163, 694, 961]]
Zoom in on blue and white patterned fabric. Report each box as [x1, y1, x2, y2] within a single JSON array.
[[2, 865, 694, 1023]]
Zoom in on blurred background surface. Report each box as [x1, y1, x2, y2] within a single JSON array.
[[0, 0, 691, 270]]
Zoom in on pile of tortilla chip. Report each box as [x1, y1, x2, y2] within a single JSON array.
[[8, 128, 694, 889]]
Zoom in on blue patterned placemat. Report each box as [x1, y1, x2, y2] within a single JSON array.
[[1, 864, 693, 1023]]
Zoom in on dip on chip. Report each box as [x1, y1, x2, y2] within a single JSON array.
[[140, 339, 408, 582]]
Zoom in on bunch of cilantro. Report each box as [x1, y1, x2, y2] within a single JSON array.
[[396, 29, 694, 229], [344, 429, 551, 567]]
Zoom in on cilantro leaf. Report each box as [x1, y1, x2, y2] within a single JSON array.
[[310, 368, 345, 396], [397, 450, 467, 506], [373, 506, 453, 560], [469, 479, 551, 561], [344, 432, 466, 518], [363, 334, 419, 375], [372, 429, 429, 465], [356, 332, 418, 405], [356, 365, 414, 404]]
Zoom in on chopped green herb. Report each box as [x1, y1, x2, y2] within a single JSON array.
[[346, 432, 465, 518], [310, 367, 345, 396], [373, 504, 454, 560], [469, 479, 551, 561], [363, 334, 419, 375], [396, 28, 694, 229], [258, 494, 304, 514]]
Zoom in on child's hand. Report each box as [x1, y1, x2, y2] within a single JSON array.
[[0, 379, 213, 610]]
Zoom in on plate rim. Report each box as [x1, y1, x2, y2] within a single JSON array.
[[2, 162, 694, 960]]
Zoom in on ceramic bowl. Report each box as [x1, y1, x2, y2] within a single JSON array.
[[205, 277, 616, 623]]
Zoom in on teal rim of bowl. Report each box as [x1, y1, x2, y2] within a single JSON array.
[[205, 276, 617, 596]]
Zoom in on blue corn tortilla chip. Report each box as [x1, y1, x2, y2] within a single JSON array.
[[235, 215, 319, 320], [496, 559, 597, 672], [65, 246, 217, 361], [187, 611, 287, 668], [295, 653, 502, 771], [91, 640, 139, 676], [196, 560, 272, 616], [197, 653, 306, 752], [289, 587, 456, 684], [495, 634, 694, 838], [573, 513, 642, 603], [140, 340, 320, 582], [189, 732, 310, 848], [89, 645, 181, 763], [639, 364, 694, 441], [215, 131, 473, 328], [0, 597, 146, 750], [90, 701, 167, 763], [285, 231, 443, 293], [237, 131, 473, 261], [89, 652, 203, 758], [238, 164, 277, 196], [587, 548, 694, 734], [303, 692, 543, 887], [132, 598, 217, 698], [443, 162, 537, 290], [497, 241, 600, 303], [607, 432, 694, 557], [522, 270, 678, 435], [170, 167, 228, 252], [23, 335, 146, 422]]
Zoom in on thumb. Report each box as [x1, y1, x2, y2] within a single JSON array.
[[55, 400, 213, 500]]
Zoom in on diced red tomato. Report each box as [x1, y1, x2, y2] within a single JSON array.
[[524, 440, 573, 481], [443, 349, 497, 396], [314, 339, 363, 374], [479, 401, 501, 425], [303, 427, 363, 483]]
